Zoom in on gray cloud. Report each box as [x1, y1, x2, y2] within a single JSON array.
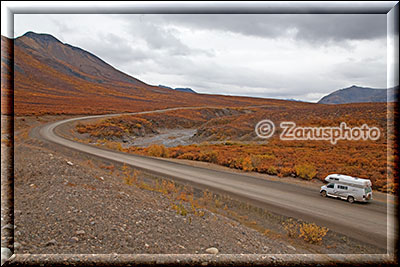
[[116, 15, 215, 57], [330, 57, 387, 87], [145, 14, 387, 44], [89, 33, 150, 63], [13, 13, 388, 102]]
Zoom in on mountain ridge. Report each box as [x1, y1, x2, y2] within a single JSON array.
[[2, 31, 299, 115], [158, 84, 197, 93], [318, 85, 398, 104]]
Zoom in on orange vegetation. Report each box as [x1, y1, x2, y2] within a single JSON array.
[[76, 102, 397, 193], [2, 34, 305, 116]]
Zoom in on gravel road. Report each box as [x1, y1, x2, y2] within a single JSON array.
[[38, 113, 395, 251], [1, 115, 396, 266]]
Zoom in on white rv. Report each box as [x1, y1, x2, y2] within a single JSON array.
[[320, 174, 372, 203]]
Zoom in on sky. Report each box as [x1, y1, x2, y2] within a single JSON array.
[[11, 13, 388, 102]]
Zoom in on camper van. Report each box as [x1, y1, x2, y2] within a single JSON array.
[[320, 174, 372, 203]]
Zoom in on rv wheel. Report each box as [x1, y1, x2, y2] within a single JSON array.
[[347, 196, 355, 203], [320, 191, 327, 197]]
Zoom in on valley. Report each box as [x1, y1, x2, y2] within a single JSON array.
[[71, 103, 396, 193], [1, 28, 397, 266]]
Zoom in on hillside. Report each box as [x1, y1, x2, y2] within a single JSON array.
[[74, 102, 396, 193], [2, 32, 294, 116], [175, 88, 196, 93], [318, 85, 398, 104], [159, 84, 197, 93]]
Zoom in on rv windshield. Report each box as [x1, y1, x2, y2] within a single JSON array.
[[365, 187, 372, 194]]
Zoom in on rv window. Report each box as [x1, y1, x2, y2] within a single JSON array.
[[327, 183, 334, 188], [338, 185, 348, 190], [365, 187, 372, 194]]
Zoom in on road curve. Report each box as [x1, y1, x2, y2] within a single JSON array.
[[37, 110, 394, 251]]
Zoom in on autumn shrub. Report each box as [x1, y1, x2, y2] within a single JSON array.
[[282, 218, 298, 238], [123, 169, 139, 186], [170, 149, 184, 158], [104, 140, 124, 151], [242, 156, 254, 172], [298, 222, 329, 244], [295, 164, 317, 180], [171, 201, 188, 216], [198, 150, 219, 164], [278, 167, 294, 177], [266, 166, 278, 175], [73, 104, 391, 193], [178, 152, 198, 160], [147, 144, 169, 157], [250, 155, 262, 171]]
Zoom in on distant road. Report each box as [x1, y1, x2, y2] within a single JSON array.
[[36, 109, 395, 251]]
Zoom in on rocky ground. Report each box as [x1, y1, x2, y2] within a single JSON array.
[[5, 115, 309, 255], [1, 115, 396, 266], [12, 142, 305, 255]]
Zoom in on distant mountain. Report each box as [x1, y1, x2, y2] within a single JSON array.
[[318, 85, 399, 104], [174, 88, 196, 93], [158, 85, 173, 90], [1, 31, 288, 115], [158, 84, 196, 93]]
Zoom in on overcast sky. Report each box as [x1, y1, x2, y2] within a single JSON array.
[[13, 13, 387, 102]]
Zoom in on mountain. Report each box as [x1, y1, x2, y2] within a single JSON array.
[[2, 32, 295, 115], [174, 88, 196, 93], [159, 84, 196, 93], [318, 85, 399, 104]]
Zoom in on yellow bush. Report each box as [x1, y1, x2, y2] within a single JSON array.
[[295, 164, 317, 180], [148, 144, 169, 157], [299, 222, 329, 244], [123, 169, 138, 186], [282, 218, 298, 238], [242, 156, 254, 172], [199, 150, 219, 163], [278, 167, 294, 177], [266, 166, 278, 175], [172, 201, 188, 216]]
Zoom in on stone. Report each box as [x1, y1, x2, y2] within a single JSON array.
[[70, 236, 79, 242], [205, 247, 218, 254], [76, 230, 85, 235]]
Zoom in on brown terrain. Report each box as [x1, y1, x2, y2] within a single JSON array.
[[1, 115, 389, 257], [1, 32, 397, 265], [73, 103, 396, 193], [2, 32, 292, 116]]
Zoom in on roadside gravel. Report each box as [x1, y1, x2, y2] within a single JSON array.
[[2, 115, 394, 266], [13, 129, 308, 255]]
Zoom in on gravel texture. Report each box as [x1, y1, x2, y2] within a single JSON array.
[[12, 127, 307, 255], [1, 115, 395, 266]]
